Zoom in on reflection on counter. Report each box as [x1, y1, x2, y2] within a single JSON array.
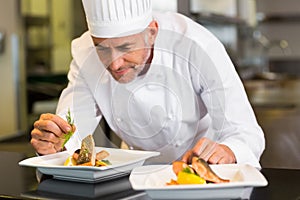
[[32, 175, 134, 199], [0, 152, 36, 197]]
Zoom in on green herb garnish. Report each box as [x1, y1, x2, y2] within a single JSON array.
[[182, 167, 195, 174], [101, 159, 112, 165], [62, 109, 74, 148]]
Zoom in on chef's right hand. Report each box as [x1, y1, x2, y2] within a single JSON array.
[[31, 113, 74, 155]]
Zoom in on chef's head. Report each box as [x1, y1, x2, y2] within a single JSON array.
[[82, 0, 158, 83]]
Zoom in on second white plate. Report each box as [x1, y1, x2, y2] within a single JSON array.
[[129, 164, 268, 199]]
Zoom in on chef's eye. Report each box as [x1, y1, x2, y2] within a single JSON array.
[[95, 45, 110, 53], [117, 46, 131, 52]]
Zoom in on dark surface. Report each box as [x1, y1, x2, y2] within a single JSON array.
[[244, 79, 300, 169], [0, 151, 299, 200], [26, 73, 68, 114], [0, 151, 37, 198], [250, 168, 300, 200]]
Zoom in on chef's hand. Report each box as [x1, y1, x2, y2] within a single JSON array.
[[31, 113, 75, 155], [181, 137, 236, 164]]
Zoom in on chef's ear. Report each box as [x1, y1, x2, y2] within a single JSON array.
[[147, 20, 158, 45]]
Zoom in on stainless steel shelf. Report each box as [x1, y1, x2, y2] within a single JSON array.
[[191, 12, 247, 26]]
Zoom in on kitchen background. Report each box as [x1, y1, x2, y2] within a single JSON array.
[[0, 0, 299, 169]]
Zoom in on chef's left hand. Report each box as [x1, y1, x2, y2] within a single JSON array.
[[181, 137, 236, 164]]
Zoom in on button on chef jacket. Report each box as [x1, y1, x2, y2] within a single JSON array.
[[56, 12, 265, 168]]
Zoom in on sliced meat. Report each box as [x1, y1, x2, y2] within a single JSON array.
[[191, 157, 229, 183], [96, 150, 110, 161]]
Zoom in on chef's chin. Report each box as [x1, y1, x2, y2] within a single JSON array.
[[115, 71, 138, 84], [117, 66, 144, 84]]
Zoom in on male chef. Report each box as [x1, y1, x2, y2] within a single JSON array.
[[31, 0, 265, 167]]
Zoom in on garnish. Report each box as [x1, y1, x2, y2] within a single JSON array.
[[182, 167, 194, 174], [100, 159, 111, 165], [62, 109, 74, 148]]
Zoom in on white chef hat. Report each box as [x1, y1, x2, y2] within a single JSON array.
[[82, 0, 153, 38]]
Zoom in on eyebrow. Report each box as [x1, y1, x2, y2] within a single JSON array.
[[95, 42, 134, 49]]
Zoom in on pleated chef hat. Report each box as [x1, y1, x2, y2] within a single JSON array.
[[82, 0, 153, 38]]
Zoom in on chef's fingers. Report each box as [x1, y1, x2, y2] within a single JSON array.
[[217, 144, 236, 163], [182, 138, 214, 163], [33, 120, 61, 139], [34, 114, 71, 138], [207, 144, 236, 164], [30, 138, 58, 155], [218, 156, 231, 164], [207, 150, 223, 164], [181, 149, 194, 163], [192, 137, 210, 155], [31, 126, 62, 144], [31, 118, 65, 152], [39, 113, 73, 135], [198, 141, 218, 161], [192, 137, 216, 160]]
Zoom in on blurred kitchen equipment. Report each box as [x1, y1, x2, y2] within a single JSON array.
[[238, 27, 291, 80], [0, 29, 5, 53], [253, 30, 290, 57], [252, 30, 291, 80]]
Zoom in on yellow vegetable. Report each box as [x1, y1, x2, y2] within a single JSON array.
[[95, 160, 109, 167], [64, 156, 77, 166], [177, 171, 206, 184]]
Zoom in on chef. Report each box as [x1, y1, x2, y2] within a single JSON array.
[[31, 0, 265, 167]]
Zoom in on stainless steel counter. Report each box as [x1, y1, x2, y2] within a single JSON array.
[[1, 151, 299, 200]]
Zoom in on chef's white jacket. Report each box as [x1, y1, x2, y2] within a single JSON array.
[[57, 12, 265, 167]]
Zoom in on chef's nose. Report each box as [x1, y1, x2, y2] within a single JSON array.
[[109, 52, 125, 70]]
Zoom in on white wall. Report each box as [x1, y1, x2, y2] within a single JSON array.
[[0, 0, 27, 138]]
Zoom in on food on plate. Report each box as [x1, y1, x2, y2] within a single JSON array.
[[96, 149, 110, 161], [167, 157, 229, 185], [77, 134, 96, 165], [191, 157, 229, 183], [64, 135, 111, 167], [64, 156, 77, 166], [172, 160, 191, 176], [176, 168, 206, 184]]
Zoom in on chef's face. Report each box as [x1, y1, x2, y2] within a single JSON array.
[[92, 21, 158, 83]]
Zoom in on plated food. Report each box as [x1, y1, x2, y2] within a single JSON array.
[[64, 135, 111, 167], [129, 163, 268, 200], [167, 157, 229, 185], [19, 137, 160, 183]]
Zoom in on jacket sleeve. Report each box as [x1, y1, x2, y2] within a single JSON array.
[[190, 39, 265, 168], [56, 58, 102, 151]]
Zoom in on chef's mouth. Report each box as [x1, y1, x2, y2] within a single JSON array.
[[110, 65, 137, 76]]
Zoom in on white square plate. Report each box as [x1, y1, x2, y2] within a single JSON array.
[[129, 164, 268, 199], [19, 147, 159, 183]]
